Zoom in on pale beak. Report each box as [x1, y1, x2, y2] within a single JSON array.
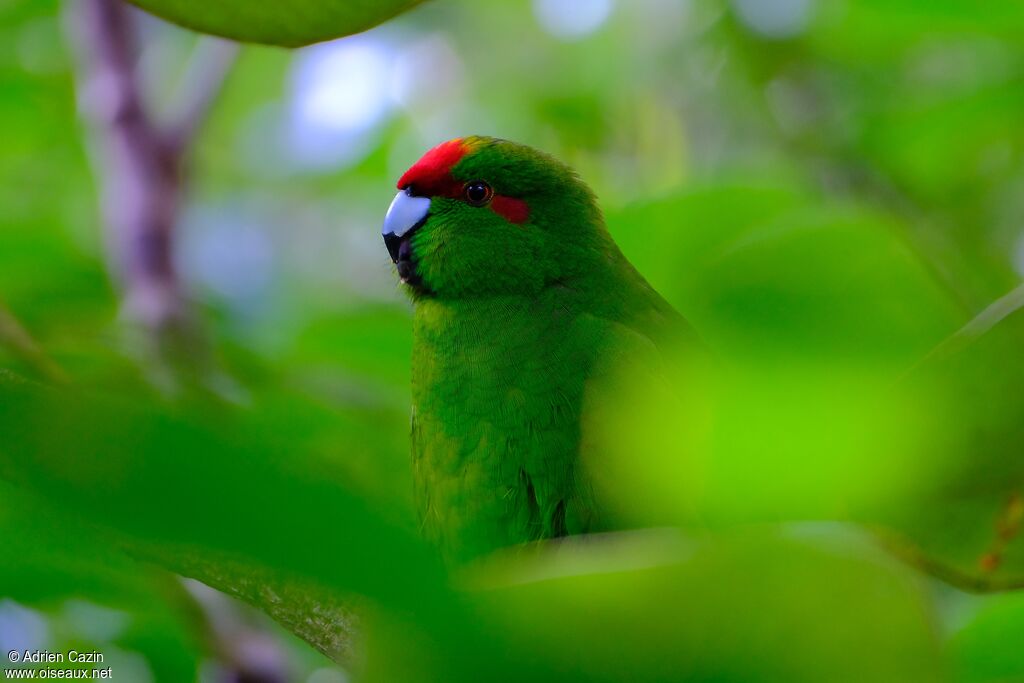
[[382, 189, 431, 263]]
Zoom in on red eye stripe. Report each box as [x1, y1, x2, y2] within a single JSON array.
[[491, 195, 530, 224], [397, 139, 469, 197]]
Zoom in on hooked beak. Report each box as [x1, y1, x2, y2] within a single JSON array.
[[382, 189, 431, 269]]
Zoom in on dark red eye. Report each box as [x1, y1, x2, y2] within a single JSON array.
[[464, 181, 493, 206]]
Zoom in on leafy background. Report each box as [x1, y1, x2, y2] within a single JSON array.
[[1, 0, 1023, 681]]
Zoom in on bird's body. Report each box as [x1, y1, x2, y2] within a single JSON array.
[[382, 136, 693, 562]]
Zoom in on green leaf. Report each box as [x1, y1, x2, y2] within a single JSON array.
[[950, 591, 1024, 683], [0, 485, 204, 681], [0, 370, 443, 610], [596, 191, 963, 527], [875, 286, 1024, 591], [455, 528, 945, 683], [126, 0, 427, 47]]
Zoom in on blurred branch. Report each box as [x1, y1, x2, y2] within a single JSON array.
[[879, 527, 1024, 593], [176, 577, 300, 683], [926, 281, 1024, 358], [72, 0, 184, 332], [66, 0, 236, 392], [170, 550, 361, 667], [0, 301, 68, 385], [900, 280, 1024, 381]]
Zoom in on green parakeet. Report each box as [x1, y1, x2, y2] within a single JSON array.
[[382, 136, 696, 562]]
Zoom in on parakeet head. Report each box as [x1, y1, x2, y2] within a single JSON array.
[[382, 136, 604, 298]]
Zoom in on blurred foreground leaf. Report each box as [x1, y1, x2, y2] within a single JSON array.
[[0, 368, 958, 682], [0, 371, 437, 603], [598, 188, 960, 525], [0, 485, 203, 680], [878, 286, 1024, 591], [126, 0, 427, 46], [950, 590, 1024, 683], [456, 528, 945, 683], [604, 183, 1024, 595], [0, 369, 449, 665]]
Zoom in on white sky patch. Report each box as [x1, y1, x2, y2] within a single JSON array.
[[533, 0, 615, 41], [286, 36, 396, 170], [178, 203, 276, 312], [390, 33, 464, 110], [295, 40, 392, 131], [61, 600, 129, 643], [307, 667, 350, 683], [732, 0, 812, 40], [0, 601, 49, 656]]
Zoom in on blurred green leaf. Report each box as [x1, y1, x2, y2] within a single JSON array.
[[596, 188, 963, 528], [876, 289, 1024, 591], [0, 370, 443, 611], [950, 591, 1024, 683], [0, 485, 204, 681], [614, 186, 962, 367], [126, 0, 428, 46], [458, 528, 945, 683]]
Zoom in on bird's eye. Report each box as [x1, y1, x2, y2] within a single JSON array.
[[464, 181, 493, 206]]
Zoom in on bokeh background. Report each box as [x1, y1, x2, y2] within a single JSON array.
[[2, 0, 1024, 681]]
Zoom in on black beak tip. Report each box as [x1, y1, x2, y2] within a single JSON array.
[[397, 260, 416, 281], [383, 232, 401, 263]]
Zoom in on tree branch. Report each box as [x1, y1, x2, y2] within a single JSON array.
[[0, 301, 68, 385], [71, 0, 185, 333], [66, 0, 238, 394]]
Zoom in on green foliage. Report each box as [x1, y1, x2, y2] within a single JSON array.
[[471, 529, 944, 683], [126, 0, 428, 46], [0, 372, 442, 609], [2, 0, 1024, 680]]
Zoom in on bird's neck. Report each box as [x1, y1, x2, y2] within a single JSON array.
[[412, 293, 552, 350]]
